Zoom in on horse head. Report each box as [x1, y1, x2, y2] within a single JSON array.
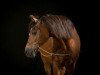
[[25, 15, 49, 58]]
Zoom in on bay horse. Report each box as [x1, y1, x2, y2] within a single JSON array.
[[25, 14, 80, 75]]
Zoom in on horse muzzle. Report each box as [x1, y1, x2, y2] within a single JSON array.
[[25, 44, 39, 58]]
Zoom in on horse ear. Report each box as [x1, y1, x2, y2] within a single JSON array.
[[29, 15, 38, 23]]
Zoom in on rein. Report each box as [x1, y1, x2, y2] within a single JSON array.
[[38, 46, 70, 57]]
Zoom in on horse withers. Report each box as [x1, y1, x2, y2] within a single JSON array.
[[25, 14, 80, 75]]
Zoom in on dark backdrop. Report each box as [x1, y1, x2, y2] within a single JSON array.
[[0, 0, 97, 75]]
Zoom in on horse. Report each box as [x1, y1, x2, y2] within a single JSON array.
[[25, 14, 80, 75]]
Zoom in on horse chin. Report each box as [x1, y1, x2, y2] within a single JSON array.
[[25, 45, 39, 58]]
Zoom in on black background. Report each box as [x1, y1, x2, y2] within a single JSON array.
[[0, 0, 98, 75]]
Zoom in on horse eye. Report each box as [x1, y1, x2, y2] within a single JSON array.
[[32, 31, 37, 35]]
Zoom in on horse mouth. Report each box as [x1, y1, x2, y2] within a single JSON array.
[[25, 45, 39, 58]]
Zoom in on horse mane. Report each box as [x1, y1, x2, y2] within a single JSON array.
[[40, 14, 75, 40]]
